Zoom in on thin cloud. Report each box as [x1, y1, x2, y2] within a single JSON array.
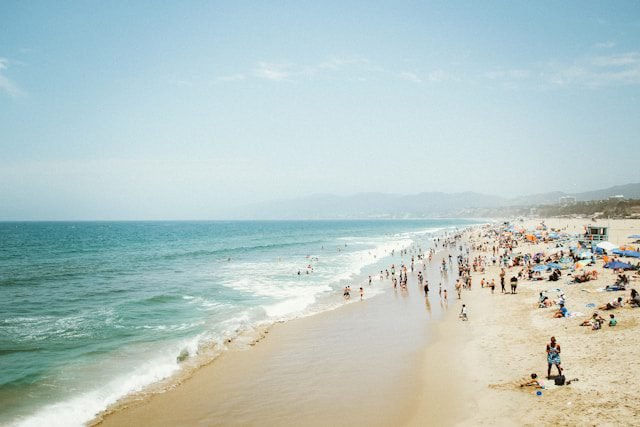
[[591, 52, 640, 67], [594, 41, 616, 49], [317, 56, 369, 71], [0, 57, 23, 97], [546, 52, 640, 87], [399, 71, 423, 83], [217, 73, 246, 82], [254, 62, 290, 81]]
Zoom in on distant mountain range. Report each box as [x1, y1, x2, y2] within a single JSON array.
[[234, 183, 640, 219]]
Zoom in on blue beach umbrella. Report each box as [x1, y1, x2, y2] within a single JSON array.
[[604, 261, 634, 270], [532, 265, 549, 272], [621, 250, 640, 258], [547, 263, 562, 269], [628, 235, 640, 239]]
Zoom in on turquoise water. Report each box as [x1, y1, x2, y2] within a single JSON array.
[[0, 220, 476, 426]]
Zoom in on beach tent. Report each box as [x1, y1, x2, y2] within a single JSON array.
[[603, 261, 634, 270], [532, 265, 549, 272], [596, 242, 619, 252]]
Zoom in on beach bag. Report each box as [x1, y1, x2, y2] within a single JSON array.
[[554, 375, 566, 386]]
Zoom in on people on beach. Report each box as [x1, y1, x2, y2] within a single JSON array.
[[553, 303, 569, 318], [360, 287, 364, 300], [599, 297, 624, 310], [546, 336, 563, 378], [520, 373, 544, 389], [459, 304, 468, 321], [580, 312, 605, 330]]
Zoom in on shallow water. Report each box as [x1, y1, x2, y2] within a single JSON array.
[[0, 220, 475, 426]]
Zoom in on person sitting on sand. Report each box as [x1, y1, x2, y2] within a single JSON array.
[[553, 303, 569, 318], [539, 296, 553, 308], [538, 292, 546, 304], [580, 312, 605, 330], [599, 297, 624, 310], [627, 289, 640, 307], [520, 373, 544, 389], [609, 314, 617, 327]]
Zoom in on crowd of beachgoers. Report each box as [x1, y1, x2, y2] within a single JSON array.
[[359, 219, 640, 423]]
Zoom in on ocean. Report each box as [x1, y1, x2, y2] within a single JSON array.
[[0, 219, 477, 426]]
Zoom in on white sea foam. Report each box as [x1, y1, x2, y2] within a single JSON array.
[[11, 345, 186, 427], [7, 223, 467, 427]]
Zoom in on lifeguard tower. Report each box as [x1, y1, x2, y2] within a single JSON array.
[[582, 225, 608, 243]]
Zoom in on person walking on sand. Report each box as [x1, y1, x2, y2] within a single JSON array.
[[546, 336, 563, 378], [500, 268, 506, 293], [455, 280, 462, 299], [459, 304, 468, 321]]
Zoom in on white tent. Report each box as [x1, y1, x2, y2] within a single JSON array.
[[596, 241, 618, 252]]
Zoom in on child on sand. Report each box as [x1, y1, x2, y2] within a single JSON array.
[[520, 373, 544, 389]]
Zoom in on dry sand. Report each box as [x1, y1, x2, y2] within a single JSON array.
[[95, 219, 640, 426]]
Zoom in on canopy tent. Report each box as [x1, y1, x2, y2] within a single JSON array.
[[596, 241, 619, 252], [604, 261, 634, 270]]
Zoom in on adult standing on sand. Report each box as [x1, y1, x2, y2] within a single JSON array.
[[500, 268, 506, 293], [546, 336, 563, 378]]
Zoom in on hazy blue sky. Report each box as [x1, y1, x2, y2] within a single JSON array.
[[1, 1, 639, 219]]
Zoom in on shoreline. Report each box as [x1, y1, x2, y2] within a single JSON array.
[[95, 218, 640, 426], [90, 229, 464, 425]]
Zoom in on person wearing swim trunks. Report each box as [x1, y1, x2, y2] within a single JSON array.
[[546, 336, 562, 378]]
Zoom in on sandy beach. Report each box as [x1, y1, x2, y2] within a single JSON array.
[[94, 218, 640, 426]]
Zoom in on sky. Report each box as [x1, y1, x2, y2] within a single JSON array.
[[1, 1, 639, 220]]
